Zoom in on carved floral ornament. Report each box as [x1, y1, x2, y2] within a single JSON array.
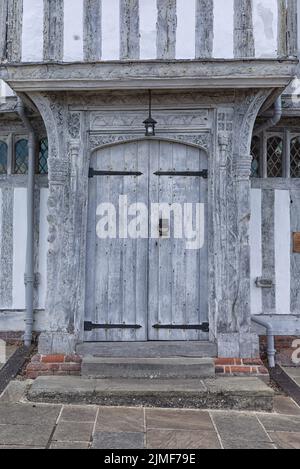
[[88, 133, 211, 154]]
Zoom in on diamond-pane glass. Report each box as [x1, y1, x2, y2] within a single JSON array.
[[0, 141, 7, 174], [251, 136, 260, 178], [15, 139, 28, 174], [267, 137, 283, 178], [291, 137, 300, 178], [39, 138, 48, 174]]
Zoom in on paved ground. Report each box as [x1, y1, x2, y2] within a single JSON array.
[[284, 367, 300, 387], [0, 395, 299, 449], [0, 346, 17, 371]]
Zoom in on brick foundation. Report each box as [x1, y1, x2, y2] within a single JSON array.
[[215, 358, 269, 376], [26, 354, 82, 379]]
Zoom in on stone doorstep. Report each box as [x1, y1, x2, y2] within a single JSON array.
[[27, 376, 274, 412], [76, 341, 218, 358], [81, 357, 215, 379]]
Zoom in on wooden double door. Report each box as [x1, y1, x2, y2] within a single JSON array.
[[85, 140, 208, 341]]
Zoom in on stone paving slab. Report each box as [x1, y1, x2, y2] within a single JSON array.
[[269, 432, 300, 449], [257, 414, 300, 433], [0, 403, 60, 426], [0, 423, 54, 446], [273, 396, 300, 416], [92, 431, 145, 449], [0, 445, 44, 449], [50, 442, 90, 449], [284, 367, 300, 379], [211, 412, 271, 443], [0, 380, 32, 403], [96, 407, 144, 433], [60, 405, 98, 423], [220, 438, 275, 450], [0, 390, 299, 449], [53, 420, 94, 443], [146, 429, 221, 449], [283, 367, 300, 388], [145, 408, 214, 431]]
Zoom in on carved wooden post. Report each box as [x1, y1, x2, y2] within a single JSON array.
[[234, 154, 252, 330], [216, 92, 270, 358], [217, 132, 230, 336]]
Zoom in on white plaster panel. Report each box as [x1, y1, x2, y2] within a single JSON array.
[[274, 190, 291, 315], [63, 0, 84, 61], [12, 188, 27, 310], [213, 0, 234, 58], [250, 189, 262, 316], [0, 310, 47, 332], [139, 0, 157, 59], [253, 0, 278, 58], [38, 188, 49, 309], [102, 0, 120, 60], [176, 0, 196, 59], [0, 81, 14, 97], [298, 0, 300, 51], [21, 0, 44, 62]]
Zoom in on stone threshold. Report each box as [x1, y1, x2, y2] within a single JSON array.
[[27, 376, 274, 412]]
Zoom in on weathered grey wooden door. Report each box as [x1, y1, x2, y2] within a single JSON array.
[[85, 140, 208, 341], [148, 141, 208, 340]]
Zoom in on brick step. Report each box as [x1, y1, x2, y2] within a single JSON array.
[[81, 357, 215, 379], [27, 376, 274, 412]]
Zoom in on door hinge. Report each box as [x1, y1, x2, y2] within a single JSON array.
[[154, 170, 208, 179], [89, 168, 143, 178], [84, 322, 142, 331], [152, 323, 209, 332]]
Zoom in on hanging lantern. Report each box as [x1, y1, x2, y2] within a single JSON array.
[[143, 90, 157, 136]]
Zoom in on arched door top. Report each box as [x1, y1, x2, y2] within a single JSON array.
[[89, 135, 210, 157]]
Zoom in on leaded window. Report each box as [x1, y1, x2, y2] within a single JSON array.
[[14, 139, 28, 174], [290, 136, 300, 178], [251, 136, 260, 178], [39, 138, 48, 174], [0, 141, 7, 174], [267, 137, 283, 178]]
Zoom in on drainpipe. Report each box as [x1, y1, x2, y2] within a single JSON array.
[[253, 97, 282, 136], [251, 316, 276, 368], [16, 97, 36, 347]]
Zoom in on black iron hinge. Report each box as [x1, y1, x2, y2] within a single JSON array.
[[84, 322, 142, 331], [89, 168, 143, 178], [154, 170, 208, 179], [152, 323, 209, 333]]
